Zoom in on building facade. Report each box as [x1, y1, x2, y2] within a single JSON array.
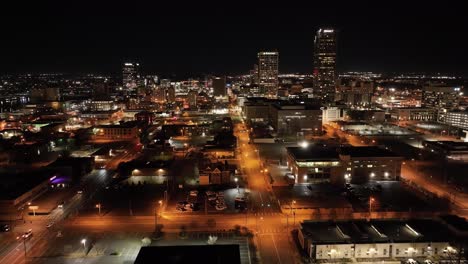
[[270, 103, 323, 136], [258, 51, 279, 97], [390, 108, 437, 122], [212, 76, 226, 97], [122, 62, 141, 90], [287, 146, 402, 184], [299, 219, 462, 262], [443, 110, 468, 130], [313, 28, 337, 102]]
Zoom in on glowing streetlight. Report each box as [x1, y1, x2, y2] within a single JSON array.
[[155, 200, 163, 231], [369, 197, 375, 220], [81, 239, 86, 250], [95, 203, 101, 216]]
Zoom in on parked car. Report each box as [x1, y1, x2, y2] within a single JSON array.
[[215, 203, 227, 211], [176, 201, 190, 210], [0, 224, 10, 232], [190, 202, 200, 211], [189, 190, 199, 197]]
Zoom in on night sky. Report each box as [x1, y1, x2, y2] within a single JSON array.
[[1, 1, 467, 77]]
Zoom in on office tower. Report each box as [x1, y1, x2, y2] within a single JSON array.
[[212, 76, 226, 97], [250, 64, 259, 84], [122, 62, 141, 90], [258, 51, 279, 97], [165, 86, 176, 103], [313, 28, 337, 101]]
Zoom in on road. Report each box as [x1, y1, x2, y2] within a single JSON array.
[[401, 160, 468, 213], [0, 169, 112, 264]]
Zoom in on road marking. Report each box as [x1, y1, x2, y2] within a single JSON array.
[[270, 233, 282, 264]]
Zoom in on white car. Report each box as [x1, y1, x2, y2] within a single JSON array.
[[189, 190, 198, 197]]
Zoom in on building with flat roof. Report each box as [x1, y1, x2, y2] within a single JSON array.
[[92, 121, 139, 141], [443, 110, 468, 130], [287, 146, 402, 184], [135, 245, 241, 264], [390, 107, 437, 122], [422, 140, 468, 161], [242, 98, 276, 122], [258, 51, 279, 97], [313, 28, 337, 102], [270, 102, 322, 137], [0, 170, 54, 218], [286, 146, 341, 184], [298, 218, 464, 262]]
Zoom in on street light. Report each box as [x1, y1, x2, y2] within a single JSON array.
[[369, 197, 375, 220], [81, 239, 86, 251], [95, 203, 101, 216], [155, 200, 163, 231], [234, 177, 239, 193]]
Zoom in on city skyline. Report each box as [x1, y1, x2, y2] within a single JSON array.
[[1, 2, 467, 76]]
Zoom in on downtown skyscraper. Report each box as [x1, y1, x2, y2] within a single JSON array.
[[122, 62, 142, 90], [313, 28, 337, 102], [258, 51, 279, 98]]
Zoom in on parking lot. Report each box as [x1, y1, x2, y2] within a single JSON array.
[[167, 186, 251, 215]]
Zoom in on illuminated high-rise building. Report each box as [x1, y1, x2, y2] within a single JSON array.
[[122, 62, 141, 90], [258, 51, 279, 97], [212, 76, 226, 97], [313, 28, 337, 102]]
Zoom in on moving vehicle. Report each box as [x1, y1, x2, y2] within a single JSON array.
[[20, 229, 33, 239]]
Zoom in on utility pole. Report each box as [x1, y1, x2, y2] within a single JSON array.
[[205, 196, 208, 215]]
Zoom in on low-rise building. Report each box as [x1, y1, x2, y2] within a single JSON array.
[[390, 107, 437, 122], [286, 146, 342, 184], [442, 110, 468, 130], [321, 106, 347, 125], [92, 121, 139, 141], [0, 171, 53, 218], [286, 146, 402, 184], [422, 140, 468, 161], [270, 102, 322, 136], [337, 146, 403, 184], [298, 219, 463, 262], [242, 98, 276, 122]]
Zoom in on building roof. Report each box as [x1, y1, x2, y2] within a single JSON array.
[[300, 219, 458, 245], [424, 141, 468, 152], [96, 121, 138, 129], [135, 245, 241, 264], [0, 170, 53, 200], [287, 146, 340, 161], [339, 146, 401, 158]]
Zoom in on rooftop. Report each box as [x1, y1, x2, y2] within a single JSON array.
[[135, 245, 241, 264], [339, 146, 401, 158], [424, 141, 468, 152], [287, 146, 339, 161], [300, 219, 458, 244], [0, 170, 53, 200]]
